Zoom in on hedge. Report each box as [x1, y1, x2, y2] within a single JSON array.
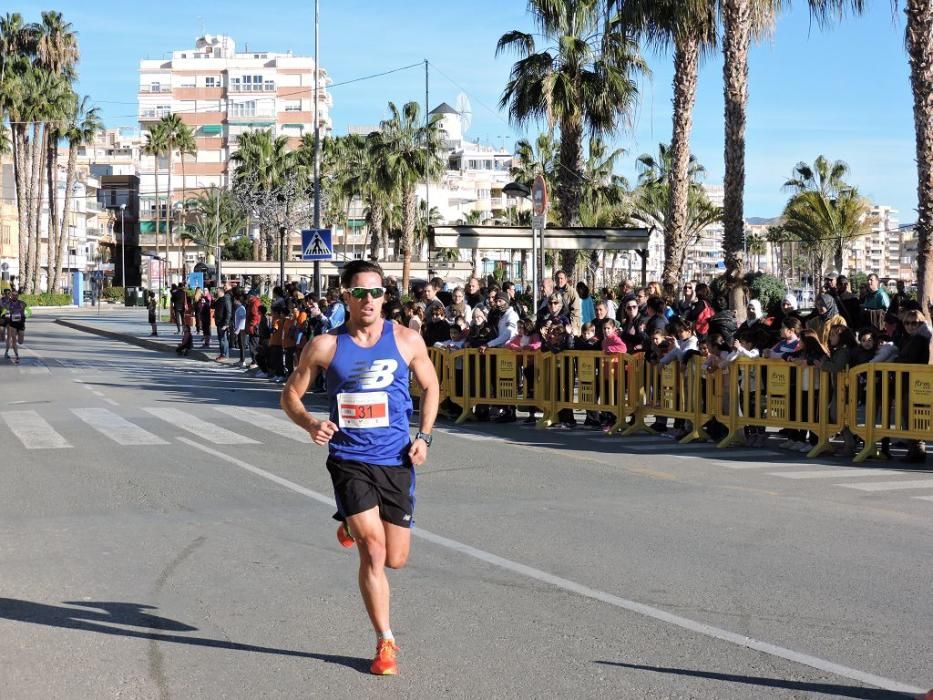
[[18, 292, 73, 306], [102, 287, 124, 301]]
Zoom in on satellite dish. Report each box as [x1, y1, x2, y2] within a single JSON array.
[[455, 92, 472, 134]]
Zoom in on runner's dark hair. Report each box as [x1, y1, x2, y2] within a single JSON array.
[[341, 260, 385, 288]]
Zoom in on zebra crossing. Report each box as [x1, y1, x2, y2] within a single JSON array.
[[0, 405, 306, 450], [1, 407, 930, 505]]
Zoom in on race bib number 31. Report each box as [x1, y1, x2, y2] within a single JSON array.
[[337, 391, 390, 429]]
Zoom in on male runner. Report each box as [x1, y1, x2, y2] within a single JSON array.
[[281, 259, 439, 676], [5, 290, 27, 363]]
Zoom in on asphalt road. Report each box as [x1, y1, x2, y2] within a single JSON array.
[[0, 316, 930, 699]]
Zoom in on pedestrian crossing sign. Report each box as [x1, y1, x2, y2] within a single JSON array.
[[302, 229, 333, 261]]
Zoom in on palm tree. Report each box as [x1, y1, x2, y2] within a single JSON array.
[[746, 232, 767, 271], [415, 201, 443, 260], [630, 143, 722, 282], [157, 114, 193, 275], [579, 137, 627, 227], [510, 133, 558, 191], [43, 82, 77, 291], [26, 69, 69, 292], [719, 0, 867, 318], [144, 123, 168, 279], [34, 11, 78, 79], [367, 101, 444, 291], [617, 0, 717, 286], [31, 10, 79, 292], [497, 0, 647, 272], [54, 97, 101, 290], [231, 129, 296, 260], [184, 186, 247, 259], [895, 0, 932, 311], [778, 156, 874, 277]]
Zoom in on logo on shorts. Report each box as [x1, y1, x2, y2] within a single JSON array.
[[348, 359, 398, 390], [403, 514, 411, 521]]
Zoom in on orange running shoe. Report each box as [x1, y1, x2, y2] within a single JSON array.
[[336, 523, 355, 548], [370, 638, 399, 676]]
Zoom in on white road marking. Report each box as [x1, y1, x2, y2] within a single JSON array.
[[143, 407, 259, 445], [434, 427, 496, 442], [769, 468, 904, 480], [715, 461, 791, 470], [1, 410, 71, 449], [71, 408, 167, 446], [212, 406, 312, 443], [177, 436, 925, 697], [840, 479, 933, 492], [914, 496, 933, 503]]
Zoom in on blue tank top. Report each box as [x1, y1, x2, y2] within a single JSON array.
[[326, 320, 413, 465]]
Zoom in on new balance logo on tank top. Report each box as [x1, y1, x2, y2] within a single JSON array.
[[326, 320, 413, 465]]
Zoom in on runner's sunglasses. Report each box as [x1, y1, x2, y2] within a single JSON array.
[[347, 286, 386, 300]]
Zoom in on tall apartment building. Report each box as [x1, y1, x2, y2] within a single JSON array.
[[135, 34, 332, 278], [844, 205, 902, 279]]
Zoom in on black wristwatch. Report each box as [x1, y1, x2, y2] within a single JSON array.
[[414, 431, 433, 447]]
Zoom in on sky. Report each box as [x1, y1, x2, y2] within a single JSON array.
[[16, 0, 920, 222]]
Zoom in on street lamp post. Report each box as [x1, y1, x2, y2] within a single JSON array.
[[279, 226, 286, 287], [120, 203, 126, 288], [502, 181, 535, 309], [312, 0, 322, 297]]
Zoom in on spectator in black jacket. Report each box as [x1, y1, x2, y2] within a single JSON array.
[[618, 296, 647, 353], [212, 287, 231, 360], [834, 275, 862, 328], [895, 309, 931, 464], [644, 296, 669, 335]]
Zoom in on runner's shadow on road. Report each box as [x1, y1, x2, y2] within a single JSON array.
[[593, 661, 916, 699], [0, 598, 370, 673]]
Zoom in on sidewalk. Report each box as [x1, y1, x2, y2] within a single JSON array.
[[50, 305, 225, 364]]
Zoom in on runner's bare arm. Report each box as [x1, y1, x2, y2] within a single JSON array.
[[280, 333, 339, 445], [398, 327, 439, 465]]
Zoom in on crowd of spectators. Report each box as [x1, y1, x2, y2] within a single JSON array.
[[160, 271, 932, 462]]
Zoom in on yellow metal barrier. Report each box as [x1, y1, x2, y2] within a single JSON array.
[[411, 347, 449, 407], [540, 351, 641, 431], [717, 359, 845, 457], [847, 362, 933, 463], [422, 347, 930, 465], [624, 356, 710, 443], [451, 348, 552, 424]]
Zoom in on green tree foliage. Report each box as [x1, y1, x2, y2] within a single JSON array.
[[497, 0, 647, 272], [367, 101, 444, 291], [630, 143, 722, 281], [777, 155, 874, 278]]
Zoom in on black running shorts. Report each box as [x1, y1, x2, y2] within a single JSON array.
[[326, 456, 415, 529]]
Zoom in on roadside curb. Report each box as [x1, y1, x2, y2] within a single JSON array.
[[54, 318, 214, 363]]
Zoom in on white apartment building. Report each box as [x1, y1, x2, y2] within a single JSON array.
[[133, 35, 333, 280], [419, 102, 516, 225], [138, 34, 332, 214], [843, 205, 909, 280]]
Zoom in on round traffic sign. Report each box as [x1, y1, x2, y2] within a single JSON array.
[[532, 174, 548, 216]]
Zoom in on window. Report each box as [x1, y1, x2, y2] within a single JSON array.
[[264, 79, 275, 92], [231, 101, 257, 118], [284, 102, 302, 112], [205, 76, 217, 88], [150, 82, 160, 92]]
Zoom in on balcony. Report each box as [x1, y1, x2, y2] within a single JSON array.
[[139, 110, 172, 123], [228, 83, 276, 94]]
